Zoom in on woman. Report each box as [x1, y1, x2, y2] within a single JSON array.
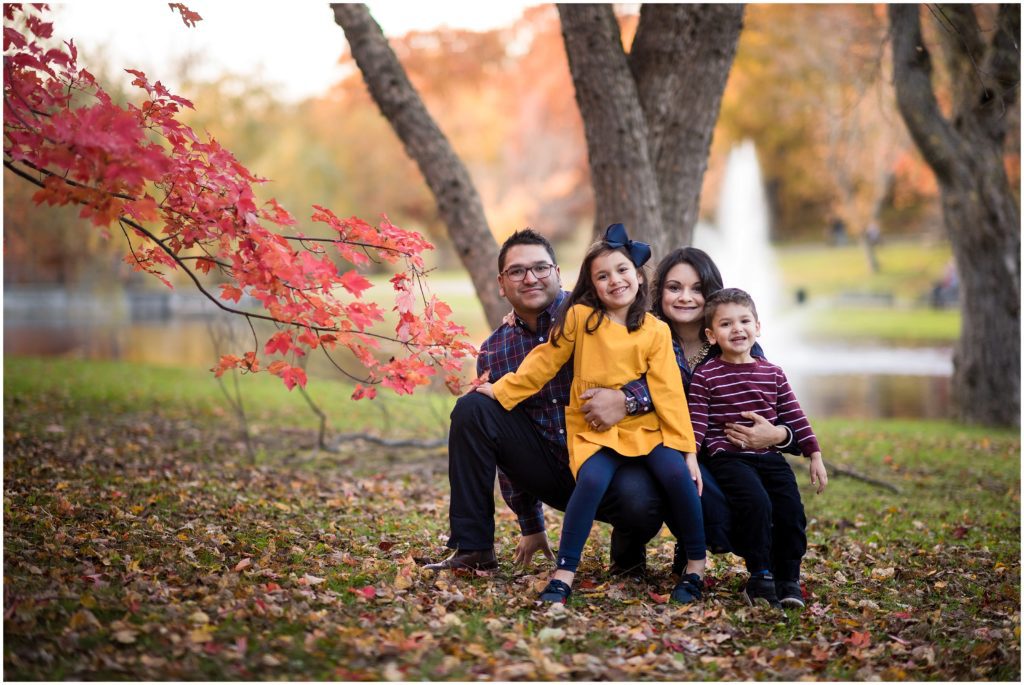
[[651, 248, 797, 563]]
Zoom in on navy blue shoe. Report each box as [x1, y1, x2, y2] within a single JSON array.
[[670, 573, 704, 604], [743, 572, 782, 608], [538, 579, 572, 604], [776, 579, 805, 609]]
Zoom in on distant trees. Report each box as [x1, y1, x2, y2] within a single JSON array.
[[333, 3, 742, 327], [890, 4, 1020, 426]]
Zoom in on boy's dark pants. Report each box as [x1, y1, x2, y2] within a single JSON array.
[[705, 451, 807, 581]]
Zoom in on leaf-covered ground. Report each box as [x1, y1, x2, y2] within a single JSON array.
[[4, 360, 1021, 680]]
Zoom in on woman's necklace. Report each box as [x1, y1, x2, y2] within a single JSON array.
[[685, 341, 711, 369]]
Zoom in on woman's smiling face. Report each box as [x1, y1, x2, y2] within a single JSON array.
[[659, 262, 705, 327]]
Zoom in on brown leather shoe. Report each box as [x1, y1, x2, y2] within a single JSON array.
[[423, 548, 498, 572]]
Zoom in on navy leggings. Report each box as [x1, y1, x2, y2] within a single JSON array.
[[556, 446, 706, 572]]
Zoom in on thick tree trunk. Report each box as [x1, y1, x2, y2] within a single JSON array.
[[556, 4, 664, 250], [334, 2, 741, 328], [331, 4, 506, 330], [629, 4, 744, 248], [890, 4, 1020, 426]]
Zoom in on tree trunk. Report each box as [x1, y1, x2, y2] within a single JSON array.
[[334, 2, 742, 327], [629, 4, 744, 249], [889, 4, 1020, 426], [330, 4, 506, 330], [556, 4, 664, 248]]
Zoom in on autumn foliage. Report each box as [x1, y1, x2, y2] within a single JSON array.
[[2, 4, 474, 397]]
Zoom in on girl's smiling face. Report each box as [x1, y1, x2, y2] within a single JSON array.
[[591, 249, 641, 318], [660, 262, 705, 328]]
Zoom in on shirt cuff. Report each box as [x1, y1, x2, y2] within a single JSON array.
[[620, 381, 652, 415], [518, 506, 545, 537], [776, 425, 795, 451]]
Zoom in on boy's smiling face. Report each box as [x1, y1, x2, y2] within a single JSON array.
[[706, 302, 760, 362]]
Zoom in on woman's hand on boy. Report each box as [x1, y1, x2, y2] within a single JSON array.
[[808, 452, 828, 494], [475, 382, 495, 399], [724, 411, 788, 450], [684, 452, 703, 496]]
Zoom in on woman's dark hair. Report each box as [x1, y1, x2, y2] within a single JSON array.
[[651, 247, 724, 343], [550, 242, 649, 346]]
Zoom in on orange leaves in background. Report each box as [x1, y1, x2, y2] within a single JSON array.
[[3, 4, 475, 396]]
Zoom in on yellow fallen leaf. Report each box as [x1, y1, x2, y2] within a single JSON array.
[[393, 574, 413, 590], [69, 609, 100, 631], [189, 610, 210, 625], [870, 567, 895, 580], [189, 627, 214, 643]]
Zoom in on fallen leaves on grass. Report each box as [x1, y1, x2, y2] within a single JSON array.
[[3, 398, 1020, 680]]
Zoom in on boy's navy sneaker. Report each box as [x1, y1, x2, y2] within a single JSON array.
[[670, 573, 704, 604], [742, 572, 782, 608], [776, 579, 805, 609]]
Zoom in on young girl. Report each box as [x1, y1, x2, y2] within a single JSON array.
[[476, 224, 707, 604]]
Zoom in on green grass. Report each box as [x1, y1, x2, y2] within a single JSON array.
[[775, 240, 953, 303], [798, 306, 960, 343], [3, 356, 456, 440], [4, 358, 1019, 680]]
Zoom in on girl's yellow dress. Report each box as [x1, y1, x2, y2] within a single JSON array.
[[492, 304, 696, 476]]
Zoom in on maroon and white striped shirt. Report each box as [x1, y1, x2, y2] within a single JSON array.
[[689, 357, 820, 458]]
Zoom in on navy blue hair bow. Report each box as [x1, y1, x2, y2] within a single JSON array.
[[604, 223, 651, 267]]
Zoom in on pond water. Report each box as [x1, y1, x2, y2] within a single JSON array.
[[4, 289, 954, 421]]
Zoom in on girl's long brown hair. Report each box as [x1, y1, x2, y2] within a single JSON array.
[[550, 243, 649, 346]]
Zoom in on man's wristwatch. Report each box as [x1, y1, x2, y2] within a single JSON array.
[[624, 393, 639, 416]]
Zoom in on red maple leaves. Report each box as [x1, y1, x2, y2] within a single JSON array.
[[3, 4, 475, 397], [167, 3, 203, 28]]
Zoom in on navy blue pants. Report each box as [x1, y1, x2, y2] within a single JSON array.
[[704, 451, 806, 581], [446, 393, 735, 564], [556, 446, 706, 572]]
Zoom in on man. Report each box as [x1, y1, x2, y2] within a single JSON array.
[[426, 229, 674, 574]]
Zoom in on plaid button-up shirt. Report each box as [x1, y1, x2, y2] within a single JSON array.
[[478, 291, 652, 535]]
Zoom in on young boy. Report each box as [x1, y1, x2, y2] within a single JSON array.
[[687, 288, 828, 609]]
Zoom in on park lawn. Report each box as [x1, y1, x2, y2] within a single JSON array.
[[799, 306, 960, 344], [4, 358, 1019, 680], [774, 241, 953, 304]]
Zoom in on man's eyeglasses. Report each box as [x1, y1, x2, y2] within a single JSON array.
[[501, 263, 555, 282]]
